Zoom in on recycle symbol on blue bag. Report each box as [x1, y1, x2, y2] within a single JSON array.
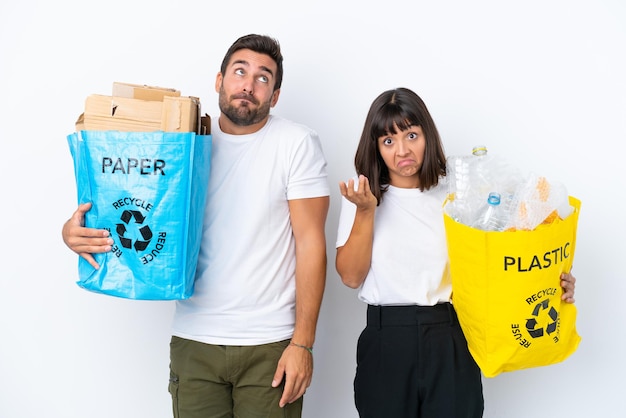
[[525, 299, 558, 338], [116, 210, 153, 252]]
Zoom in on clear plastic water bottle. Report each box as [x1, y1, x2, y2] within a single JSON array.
[[471, 145, 493, 201], [445, 154, 474, 224], [471, 192, 506, 231]]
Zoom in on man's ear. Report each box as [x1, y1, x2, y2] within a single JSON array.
[[215, 72, 222, 93], [270, 88, 281, 108]]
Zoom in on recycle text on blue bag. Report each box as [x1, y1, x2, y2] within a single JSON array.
[[67, 130, 212, 300]]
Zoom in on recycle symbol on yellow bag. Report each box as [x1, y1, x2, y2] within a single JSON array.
[[525, 299, 559, 339]]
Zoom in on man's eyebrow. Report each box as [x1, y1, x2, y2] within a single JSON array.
[[232, 59, 249, 67], [259, 66, 274, 78], [231, 59, 274, 78]]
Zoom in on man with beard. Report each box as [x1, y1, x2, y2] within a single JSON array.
[[62, 34, 330, 417]]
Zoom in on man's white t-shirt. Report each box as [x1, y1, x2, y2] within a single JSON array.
[[172, 115, 329, 345], [335, 180, 451, 306]]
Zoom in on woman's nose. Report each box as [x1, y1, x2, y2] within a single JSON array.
[[396, 141, 409, 155]]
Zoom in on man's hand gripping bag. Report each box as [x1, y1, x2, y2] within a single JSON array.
[[67, 130, 212, 300], [443, 197, 582, 377]]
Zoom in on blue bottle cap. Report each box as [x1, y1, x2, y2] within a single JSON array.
[[487, 192, 501, 205]]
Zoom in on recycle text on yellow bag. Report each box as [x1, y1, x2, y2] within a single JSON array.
[[444, 196, 582, 377]]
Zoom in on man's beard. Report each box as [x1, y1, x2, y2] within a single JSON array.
[[218, 85, 271, 127]]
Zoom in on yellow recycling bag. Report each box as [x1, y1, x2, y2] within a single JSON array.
[[444, 196, 582, 377]]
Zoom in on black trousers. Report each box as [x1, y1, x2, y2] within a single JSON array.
[[354, 303, 484, 418]]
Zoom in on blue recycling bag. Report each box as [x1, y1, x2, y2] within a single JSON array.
[[67, 130, 212, 300]]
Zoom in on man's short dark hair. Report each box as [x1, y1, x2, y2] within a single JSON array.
[[220, 34, 284, 91]]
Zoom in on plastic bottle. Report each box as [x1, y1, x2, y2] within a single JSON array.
[[445, 154, 474, 224], [471, 192, 506, 231], [471, 145, 492, 197], [458, 145, 491, 221]]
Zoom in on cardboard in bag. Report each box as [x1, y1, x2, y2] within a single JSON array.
[[161, 95, 200, 133], [112, 82, 181, 101], [76, 94, 200, 133], [75, 82, 201, 134], [199, 113, 211, 135]]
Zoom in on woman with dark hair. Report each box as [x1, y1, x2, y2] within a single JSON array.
[[335, 88, 576, 417]]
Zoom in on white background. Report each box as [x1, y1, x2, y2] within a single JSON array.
[[1, 0, 624, 417]]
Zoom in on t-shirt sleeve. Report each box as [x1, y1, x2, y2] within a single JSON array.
[[286, 130, 330, 200], [335, 182, 358, 248]]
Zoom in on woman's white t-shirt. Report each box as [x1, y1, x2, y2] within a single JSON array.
[[336, 179, 451, 306]]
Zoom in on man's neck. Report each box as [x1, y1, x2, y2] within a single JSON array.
[[218, 114, 270, 135]]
